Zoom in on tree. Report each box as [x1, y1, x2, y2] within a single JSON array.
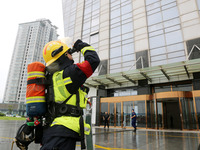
[[8, 105, 13, 114]]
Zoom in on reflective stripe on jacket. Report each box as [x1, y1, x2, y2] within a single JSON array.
[[51, 70, 90, 135]]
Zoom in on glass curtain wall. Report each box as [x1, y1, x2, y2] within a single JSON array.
[[109, 103, 115, 126], [110, 0, 135, 73], [181, 98, 196, 129], [147, 100, 155, 128], [81, 0, 99, 62], [116, 103, 121, 126], [100, 103, 108, 125], [123, 101, 133, 127], [145, 0, 185, 66], [195, 97, 200, 129], [157, 102, 163, 128], [63, 0, 77, 38], [134, 101, 146, 127]]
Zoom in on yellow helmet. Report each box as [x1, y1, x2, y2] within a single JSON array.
[[43, 41, 70, 66]]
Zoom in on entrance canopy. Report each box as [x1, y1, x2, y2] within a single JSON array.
[[85, 58, 200, 89]]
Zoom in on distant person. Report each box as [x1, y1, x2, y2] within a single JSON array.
[[103, 112, 110, 128], [131, 109, 137, 132]]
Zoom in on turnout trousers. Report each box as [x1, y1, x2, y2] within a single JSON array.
[[40, 125, 80, 150]]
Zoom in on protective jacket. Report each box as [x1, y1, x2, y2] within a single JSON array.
[[48, 43, 100, 135]]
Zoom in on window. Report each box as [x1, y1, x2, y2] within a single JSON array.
[[146, 0, 159, 5], [110, 46, 122, 58], [149, 35, 165, 49], [151, 54, 167, 61], [122, 32, 133, 40], [110, 57, 121, 64], [167, 43, 184, 52], [110, 0, 134, 73], [150, 47, 166, 56], [122, 22, 133, 34], [111, 8, 120, 19], [165, 30, 183, 45], [146, 0, 185, 66], [90, 33, 99, 44], [122, 43, 134, 55], [111, 26, 121, 37], [134, 101, 146, 127], [121, 4, 132, 15], [147, 12, 162, 25], [100, 103, 108, 125], [91, 17, 99, 27], [162, 7, 179, 21], [122, 54, 135, 62]]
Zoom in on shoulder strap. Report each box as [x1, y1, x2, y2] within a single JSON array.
[[76, 90, 86, 149], [76, 90, 80, 108], [27, 78, 45, 85]]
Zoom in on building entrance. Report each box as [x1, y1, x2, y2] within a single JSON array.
[[162, 100, 181, 129], [100, 91, 200, 130]]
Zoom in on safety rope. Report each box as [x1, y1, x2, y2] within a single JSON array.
[[11, 139, 16, 150]]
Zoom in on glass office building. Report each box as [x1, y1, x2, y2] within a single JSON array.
[[62, 0, 200, 130], [3, 19, 58, 105]]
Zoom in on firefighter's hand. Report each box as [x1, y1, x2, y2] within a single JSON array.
[[73, 39, 90, 52]]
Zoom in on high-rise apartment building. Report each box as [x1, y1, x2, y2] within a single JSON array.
[[63, 0, 200, 130], [3, 19, 58, 104]]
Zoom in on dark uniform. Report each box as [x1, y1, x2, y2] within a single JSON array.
[[132, 111, 137, 132], [40, 40, 100, 150], [104, 113, 110, 128]]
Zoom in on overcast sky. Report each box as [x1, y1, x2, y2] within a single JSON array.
[[0, 0, 64, 102]]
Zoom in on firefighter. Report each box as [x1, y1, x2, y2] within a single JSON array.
[[40, 39, 100, 150]]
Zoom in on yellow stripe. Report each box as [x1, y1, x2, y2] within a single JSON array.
[[64, 77, 72, 85], [26, 100, 46, 104], [0, 137, 15, 140], [26, 97, 45, 103], [64, 77, 70, 81], [94, 145, 139, 150], [81, 46, 95, 55], [28, 71, 45, 75], [64, 81, 72, 85], [28, 71, 45, 78], [28, 75, 45, 78], [26, 96, 45, 100]]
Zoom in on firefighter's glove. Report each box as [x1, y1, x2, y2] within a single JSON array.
[[73, 39, 90, 52], [15, 124, 34, 150]]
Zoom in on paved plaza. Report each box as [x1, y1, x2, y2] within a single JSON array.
[[0, 120, 200, 150]]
